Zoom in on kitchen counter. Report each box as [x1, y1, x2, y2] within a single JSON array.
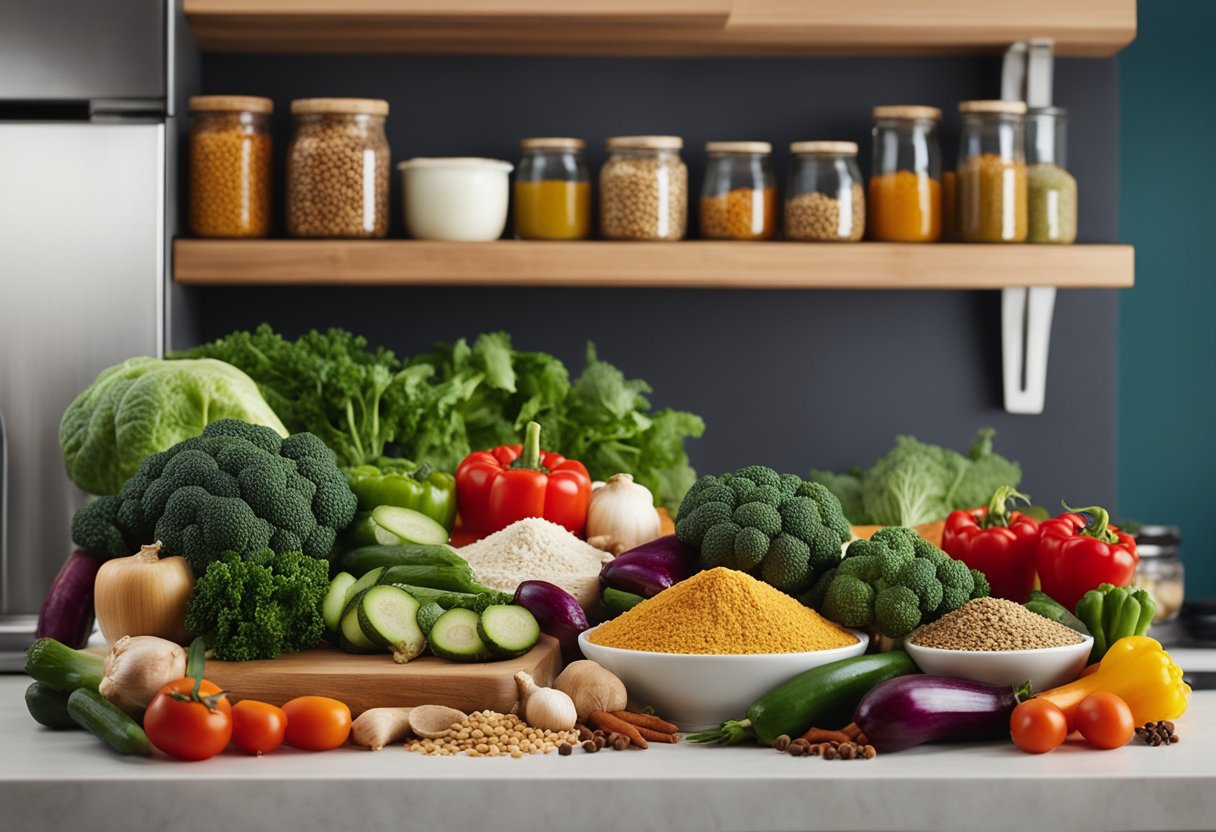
[[3, 673, 1216, 832]]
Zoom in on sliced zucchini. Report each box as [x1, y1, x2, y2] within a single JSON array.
[[337, 590, 380, 654], [347, 512, 406, 547], [344, 566, 385, 607], [371, 505, 449, 546], [357, 585, 425, 663], [477, 605, 540, 659], [428, 608, 492, 662], [416, 602, 446, 637], [323, 572, 357, 632]]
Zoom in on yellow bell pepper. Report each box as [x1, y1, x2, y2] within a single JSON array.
[[1037, 636, 1190, 727]]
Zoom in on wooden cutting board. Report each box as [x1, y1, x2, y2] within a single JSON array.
[[205, 635, 561, 717]]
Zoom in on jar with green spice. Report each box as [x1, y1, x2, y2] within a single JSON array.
[[1025, 107, 1077, 244]]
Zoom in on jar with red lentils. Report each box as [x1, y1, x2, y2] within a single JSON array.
[[699, 141, 777, 240], [187, 95, 273, 238], [286, 98, 390, 238]]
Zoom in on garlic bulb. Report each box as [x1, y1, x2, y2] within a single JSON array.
[[99, 635, 188, 716], [515, 671, 578, 732], [94, 541, 194, 645], [586, 474, 663, 555]]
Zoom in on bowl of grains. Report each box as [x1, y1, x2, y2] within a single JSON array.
[[578, 567, 867, 731], [905, 597, 1094, 691]]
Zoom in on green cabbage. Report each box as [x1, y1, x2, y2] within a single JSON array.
[[59, 357, 287, 495]]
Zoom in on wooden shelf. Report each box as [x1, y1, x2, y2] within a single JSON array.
[[183, 0, 1137, 57], [173, 240, 1134, 290]]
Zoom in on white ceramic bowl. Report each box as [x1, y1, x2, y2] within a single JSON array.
[[577, 627, 869, 731], [397, 157, 513, 241], [905, 635, 1094, 691]]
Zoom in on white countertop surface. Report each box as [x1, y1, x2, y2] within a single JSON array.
[[4, 665, 1216, 832]]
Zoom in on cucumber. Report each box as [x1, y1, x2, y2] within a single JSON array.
[[323, 572, 357, 632], [688, 651, 918, 746], [357, 585, 425, 663], [346, 512, 406, 547], [339, 543, 464, 576], [388, 584, 513, 612], [477, 605, 540, 659], [344, 566, 386, 607], [67, 688, 152, 755], [24, 637, 104, 692], [337, 590, 381, 654], [371, 505, 449, 546], [378, 563, 489, 594], [25, 682, 79, 730], [603, 587, 645, 615], [428, 608, 493, 662], [417, 602, 446, 637]]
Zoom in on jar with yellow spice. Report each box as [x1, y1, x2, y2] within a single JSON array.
[[514, 138, 590, 240], [187, 96, 273, 238], [958, 100, 1028, 243], [699, 141, 776, 240], [868, 105, 942, 242]]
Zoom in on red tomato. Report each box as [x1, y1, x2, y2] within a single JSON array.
[[282, 696, 351, 751], [1075, 692, 1135, 749], [144, 678, 233, 761], [1010, 699, 1068, 754], [232, 700, 288, 755]]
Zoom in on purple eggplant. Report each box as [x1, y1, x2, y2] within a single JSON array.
[[514, 580, 589, 659], [854, 675, 1032, 753], [36, 549, 101, 648], [599, 534, 696, 598]]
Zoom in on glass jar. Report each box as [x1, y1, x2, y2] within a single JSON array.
[[1135, 525, 1185, 623], [514, 138, 591, 240], [286, 98, 390, 238], [699, 141, 776, 241], [600, 136, 687, 241], [785, 141, 865, 242], [868, 105, 942, 242], [187, 95, 273, 238], [1026, 107, 1078, 244], [958, 99, 1028, 242]]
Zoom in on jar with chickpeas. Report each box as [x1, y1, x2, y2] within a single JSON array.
[[599, 136, 687, 241], [187, 96, 273, 238], [699, 141, 777, 241], [785, 141, 865, 242], [286, 98, 391, 238]]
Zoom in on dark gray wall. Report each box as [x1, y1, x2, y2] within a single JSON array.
[[181, 54, 1120, 509]]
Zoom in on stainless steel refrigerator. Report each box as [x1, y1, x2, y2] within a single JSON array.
[[0, 0, 178, 668]]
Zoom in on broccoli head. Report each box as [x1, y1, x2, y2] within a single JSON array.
[[185, 549, 329, 661], [676, 465, 851, 594], [810, 528, 987, 639], [72, 419, 358, 571]]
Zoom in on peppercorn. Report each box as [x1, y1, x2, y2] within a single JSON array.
[[862, 745, 877, 760], [1136, 720, 1180, 746], [612, 736, 630, 751], [582, 740, 598, 753], [838, 742, 857, 760], [773, 734, 792, 752], [822, 744, 838, 760], [788, 741, 806, 757], [559, 743, 573, 756]]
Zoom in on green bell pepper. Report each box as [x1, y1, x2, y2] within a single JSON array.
[[1075, 582, 1157, 663], [344, 463, 458, 531]]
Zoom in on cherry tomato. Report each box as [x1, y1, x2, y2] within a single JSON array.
[[1075, 692, 1135, 749], [282, 695, 351, 751], [232, 700, 288, 755], [144, 678, 233, 761], [1010, 699, 1068, 754]]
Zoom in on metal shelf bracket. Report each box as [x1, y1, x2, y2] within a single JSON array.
[[1000, 38, 1056, 414]]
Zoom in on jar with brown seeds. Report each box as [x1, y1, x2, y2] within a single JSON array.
[[600, 136, 687, 241], [187, 96, 273, 238], [957, 100, 1028, 243], [286, 98, 391, 239], [785, 141, 865, 241]]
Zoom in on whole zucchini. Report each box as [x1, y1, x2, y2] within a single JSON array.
[[24, 637, 104, 692], [338, 544, 464, 577], [67, 688, 152, 756], [25, 682, 79, 730], [687, 651, 918, 746]]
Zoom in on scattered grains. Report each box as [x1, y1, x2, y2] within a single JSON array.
[[588, 567, 857, 655], [909, 597, 1086, 651], [700, 186, 777, 240], [1027, 163, 1077, 243], [959, 153, 1027, 242], [459, 518, 611, 609], [785, 185, 865, 241], [600, 138, 687, 240], [404, 710, 577, 757]]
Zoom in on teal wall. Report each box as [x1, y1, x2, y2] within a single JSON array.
[[1120, 0, 1216, 597]]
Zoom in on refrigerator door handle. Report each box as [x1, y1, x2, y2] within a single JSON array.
[[0, 405, 7, 609]]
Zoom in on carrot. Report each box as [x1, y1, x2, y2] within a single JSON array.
[[636, 727, 677, 744], [589, 710, 648, 749], [611, 711, 679, 734], [799, 727, 853, 745]]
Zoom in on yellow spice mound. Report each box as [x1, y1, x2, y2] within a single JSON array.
[[588, 567, 857, 655]]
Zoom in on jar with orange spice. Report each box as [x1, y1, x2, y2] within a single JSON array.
[[868, 105, 942, 242], [187, 95, 273, 238], [699, 141, 776, 240]]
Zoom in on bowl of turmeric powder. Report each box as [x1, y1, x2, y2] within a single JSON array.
[[579, 568, 867, 730]]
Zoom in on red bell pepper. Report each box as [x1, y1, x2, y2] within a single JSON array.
[[455, 421, 591, 538], [1035, 503, 1138, 612], [941, 486, 1040, 603]]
